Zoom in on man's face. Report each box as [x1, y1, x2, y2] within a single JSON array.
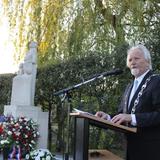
[[127, 48, 149, 78]]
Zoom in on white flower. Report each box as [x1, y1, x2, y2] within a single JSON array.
[[24, 118, 29, 121], [25, 154, 30, 159], [35, 157, 40, 160], [28, 149, 54, 159], [29, 144, 32, 147], [39, 151, 45, 157], [46, 155, 51, 160], [16, 132, 21, 136], [0, 140, 9, 145], [19, 118, 23, 122], [11, 121, 14, 124], [7, 131, 12, 135]]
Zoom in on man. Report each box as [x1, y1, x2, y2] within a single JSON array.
[[96, 44, 160, 160]]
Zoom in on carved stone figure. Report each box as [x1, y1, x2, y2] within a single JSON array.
[[11, 42, 37, 106]]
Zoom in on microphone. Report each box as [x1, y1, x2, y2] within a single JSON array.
[[99, 69, 123, 78]]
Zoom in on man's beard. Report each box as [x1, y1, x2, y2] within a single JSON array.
[[131, 68, 140, 77]]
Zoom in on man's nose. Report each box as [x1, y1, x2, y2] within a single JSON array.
[[131, 59, 136, 65]]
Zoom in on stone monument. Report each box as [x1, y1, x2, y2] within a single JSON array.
[[11, 41, 37, 106], [4, 42, 48, 149]]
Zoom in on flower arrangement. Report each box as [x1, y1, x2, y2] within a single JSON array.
[[25, 149, 55, 160], [0, 115, 39, 158]]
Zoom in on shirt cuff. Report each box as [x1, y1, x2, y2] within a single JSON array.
[[131, 114, 137, 126], [106, 114, 111, 121]]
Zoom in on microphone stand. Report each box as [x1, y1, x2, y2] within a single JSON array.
[[54, 69, 122, 96], [59, 92, 72, 160], [53, 69, 122, 160]]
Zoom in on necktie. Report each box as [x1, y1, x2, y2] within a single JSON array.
[[128, 80, 138, 107], [132, 80, 138, 95]]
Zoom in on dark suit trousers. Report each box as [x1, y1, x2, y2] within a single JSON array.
[[126, 137, 160, 160]]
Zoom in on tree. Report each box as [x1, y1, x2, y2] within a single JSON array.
[[2, 0, 160, 66]]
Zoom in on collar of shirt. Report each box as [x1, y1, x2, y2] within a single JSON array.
[[134, 69, 150, 87]]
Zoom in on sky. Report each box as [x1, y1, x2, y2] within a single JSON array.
[[0, 3, 17, 74]]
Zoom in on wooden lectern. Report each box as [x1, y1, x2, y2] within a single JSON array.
[[70, 112, 137, 160]]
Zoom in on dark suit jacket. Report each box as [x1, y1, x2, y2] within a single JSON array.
[[118, 70, 160, 160]]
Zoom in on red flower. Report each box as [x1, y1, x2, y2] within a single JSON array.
[[0, 116, 39, 156], [0, 125, 3, 134]]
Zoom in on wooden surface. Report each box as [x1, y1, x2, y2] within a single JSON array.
[[89, 149, 124, 160], [70, 112, 137, 133]]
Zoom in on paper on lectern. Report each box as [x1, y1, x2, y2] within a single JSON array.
[[73, 108, 94, 116]]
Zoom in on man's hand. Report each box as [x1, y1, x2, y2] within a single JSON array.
[[111, 113, 132, 125], [95, 111, 110, 120]]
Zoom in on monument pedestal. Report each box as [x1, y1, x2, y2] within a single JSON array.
[[4, 105, 48, 149]]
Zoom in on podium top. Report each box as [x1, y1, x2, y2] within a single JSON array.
[[70, 112, 137, 133]]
